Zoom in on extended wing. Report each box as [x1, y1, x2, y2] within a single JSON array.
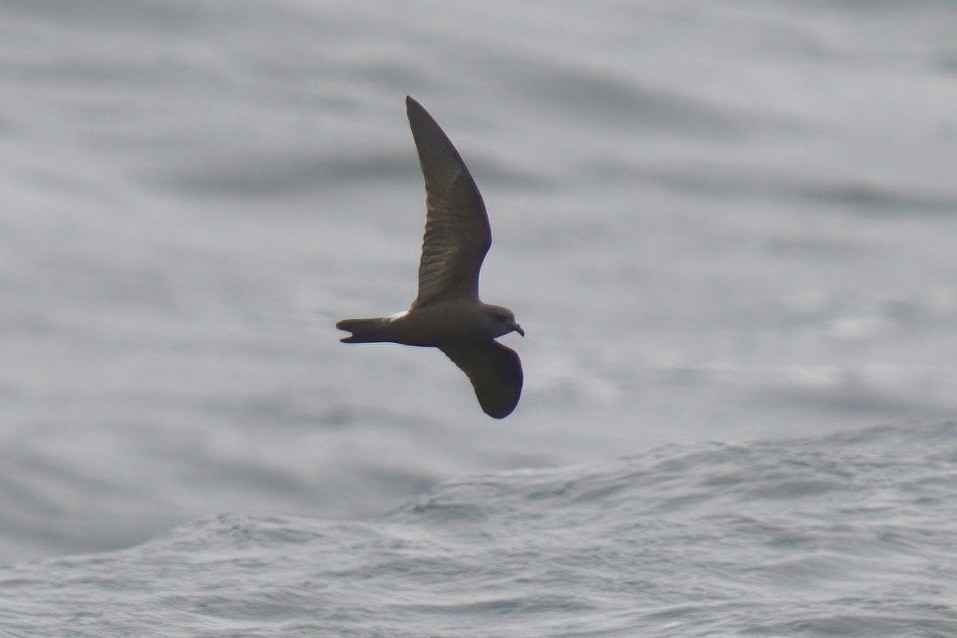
[[406, 96, 491, 308], [439, 340, 522, 418]]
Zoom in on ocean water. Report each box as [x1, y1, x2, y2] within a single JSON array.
[[2, 424, 956, 636], [2, 0, 956, 635]]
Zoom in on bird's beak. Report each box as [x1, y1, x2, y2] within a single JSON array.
[[511, 322, 525, 337]]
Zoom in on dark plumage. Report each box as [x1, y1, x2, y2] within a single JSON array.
[[336, 97, 524, 418]]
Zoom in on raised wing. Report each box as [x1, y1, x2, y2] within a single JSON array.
[[406, 96, 491, 308], [439, 340, 523, 419]]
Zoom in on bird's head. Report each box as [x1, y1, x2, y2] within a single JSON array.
[[483, 304, 524, 338]]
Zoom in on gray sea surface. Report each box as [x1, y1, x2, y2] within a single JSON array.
[[3, 424, 956, 636], [2, 1, 956, 635]]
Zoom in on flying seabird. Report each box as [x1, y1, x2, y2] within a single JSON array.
[[336, 96, 524, 418]]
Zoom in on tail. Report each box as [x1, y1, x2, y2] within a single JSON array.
[[336, 317, 393, 343]]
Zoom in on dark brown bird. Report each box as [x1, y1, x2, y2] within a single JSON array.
[[336, 97, 524, 418]]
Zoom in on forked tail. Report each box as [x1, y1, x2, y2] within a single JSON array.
[[336, 317, 393, 343]]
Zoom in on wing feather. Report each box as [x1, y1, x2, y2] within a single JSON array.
[[439, 340, 522, 419], [406, 96, 491, 307]]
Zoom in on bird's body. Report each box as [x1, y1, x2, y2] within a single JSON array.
[[339, 299, 518, 347], [336, 97, 524, 418]]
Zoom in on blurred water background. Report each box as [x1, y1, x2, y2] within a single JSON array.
[[1, 1, 956, 635]]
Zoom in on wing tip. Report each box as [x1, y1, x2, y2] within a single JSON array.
[[481, 401, 519, 419], [406, 95, 423, 118]]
